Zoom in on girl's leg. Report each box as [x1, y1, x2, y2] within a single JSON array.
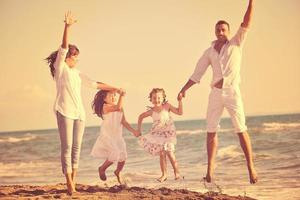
[[166, 151, 181, 180], [114, 161, 125, 184], [71, 119, 85, 187], [157, 150, 167, 182], [99, 160, 113, 181], [56, 112, 75, 194]]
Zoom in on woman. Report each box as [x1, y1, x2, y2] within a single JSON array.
[[45, 12, 120, 195]]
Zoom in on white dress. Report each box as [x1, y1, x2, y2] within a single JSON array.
[[139, 109, 177, 156], [91, 111, 127, 162]]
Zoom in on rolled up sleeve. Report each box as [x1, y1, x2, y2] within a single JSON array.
[[231, 26, 249, 47], [79, 72, 98, 89], [190, 48, 211, 83], [54, 47, 68, 78]]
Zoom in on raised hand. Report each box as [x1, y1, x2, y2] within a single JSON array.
[[64, 11, 77, 26], [119, 88, 126, 96]]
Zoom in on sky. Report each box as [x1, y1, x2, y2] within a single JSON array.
[[0, 0, 299, 132]]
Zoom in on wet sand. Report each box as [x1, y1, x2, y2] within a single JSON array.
[[0, 184, 257, 200]]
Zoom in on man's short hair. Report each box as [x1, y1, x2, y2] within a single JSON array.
[[216, 20, 230, 30]]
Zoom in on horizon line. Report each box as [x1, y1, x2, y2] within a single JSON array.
[[0, 112, 299, 134]]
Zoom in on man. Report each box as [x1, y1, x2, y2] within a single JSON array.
[[178, 0, 257, 184]]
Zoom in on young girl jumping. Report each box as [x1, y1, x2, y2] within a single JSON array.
[[91, 89, 139, 184], [138, 88, 183, 182]]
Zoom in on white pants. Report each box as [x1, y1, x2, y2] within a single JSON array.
[[56, 112, 85, 174], [206, 87, 247, 133]]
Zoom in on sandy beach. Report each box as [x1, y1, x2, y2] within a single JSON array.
[[0, 184, 257, 200]]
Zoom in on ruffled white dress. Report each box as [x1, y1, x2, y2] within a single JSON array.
[[139, 109, 177, 156], [91, 111, 127, 162]]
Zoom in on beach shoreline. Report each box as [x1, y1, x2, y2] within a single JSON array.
[[0, 183, 257, 200]]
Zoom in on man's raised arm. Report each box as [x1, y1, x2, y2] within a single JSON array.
[[241, 0, 254, 28]]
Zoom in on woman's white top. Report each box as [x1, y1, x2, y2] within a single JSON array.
[[53, 47, 97, 121]]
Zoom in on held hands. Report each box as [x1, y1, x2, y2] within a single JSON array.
[[177, 91, 185, 101], [64, 11, 77, 26], [133, 129, 141, 137]]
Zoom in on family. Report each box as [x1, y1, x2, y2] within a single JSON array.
[[45, 0, 257, 195]]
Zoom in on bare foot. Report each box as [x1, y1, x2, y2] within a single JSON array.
[[175, 173, 184, 180], [157, 175, 167, 182], [66, 181, 76, 195], [204, 173, 212, 183], [98, 167, 107, 181], [114, 170, 122, 184], [249, 167, 258, 184]]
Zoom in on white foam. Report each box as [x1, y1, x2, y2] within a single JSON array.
[[0, 133, 37, 143], [0, 161, 59, 177], [262, 122, 300, 132], [217, 145, 243, 158], [176, 128, 232, 135]]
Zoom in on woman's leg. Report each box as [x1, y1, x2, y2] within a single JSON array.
[[56, 112, 75, 194], [157, 150, 167, 182], [166, 151, 181, 180], [71, 119, 85, 186]]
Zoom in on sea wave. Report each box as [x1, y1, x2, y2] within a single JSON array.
[[0, 133, 37, 143], [176, 128, 232, 135], [217, 145, 243, 159], [262, 122, 300, 132], [0, 161, 60, 177]]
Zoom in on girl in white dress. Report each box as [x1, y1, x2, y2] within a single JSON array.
[[91, 90, 139, 184], [138, 88, 183, 182]]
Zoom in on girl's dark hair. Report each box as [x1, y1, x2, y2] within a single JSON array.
[[148, 88, 167, 104], [45, 44, 80, 78], [92, 90, 109, 119]]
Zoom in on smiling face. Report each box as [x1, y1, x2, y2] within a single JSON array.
[[104, 92, 117, 104], [215, 23, 230, 42], [65, 51, 79, 68], [150, 92, 165, 107]]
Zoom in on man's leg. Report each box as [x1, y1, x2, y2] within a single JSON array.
[[206, 132, 218, 182], [238, 132, 257, 184], [205, 88, 223, 182], [225, 88, 258, 184]]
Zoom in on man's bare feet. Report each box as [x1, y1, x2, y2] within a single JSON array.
[[98, 167, 107, 181], [157, 175, 167, 182], [114, 170, 122, 184], [204, 173, 212, 183], [174, 173, 183, 180], [249, 166, 258, 184]]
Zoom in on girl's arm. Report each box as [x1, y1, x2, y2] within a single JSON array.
[[137, 110, 152, 133], [121, 114, 139, 137], [103, 90, 125, 113], [167, 98, 183, 115]]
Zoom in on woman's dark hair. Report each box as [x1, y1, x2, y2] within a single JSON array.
[[92, 90, 109, 119], [148, 88, 167, 104], [45, 44, 80, 78]]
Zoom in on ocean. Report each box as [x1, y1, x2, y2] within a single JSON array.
[[0, 113, 299, 200]]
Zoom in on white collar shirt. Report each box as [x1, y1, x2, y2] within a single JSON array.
[[190, 26, 248, 89]]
